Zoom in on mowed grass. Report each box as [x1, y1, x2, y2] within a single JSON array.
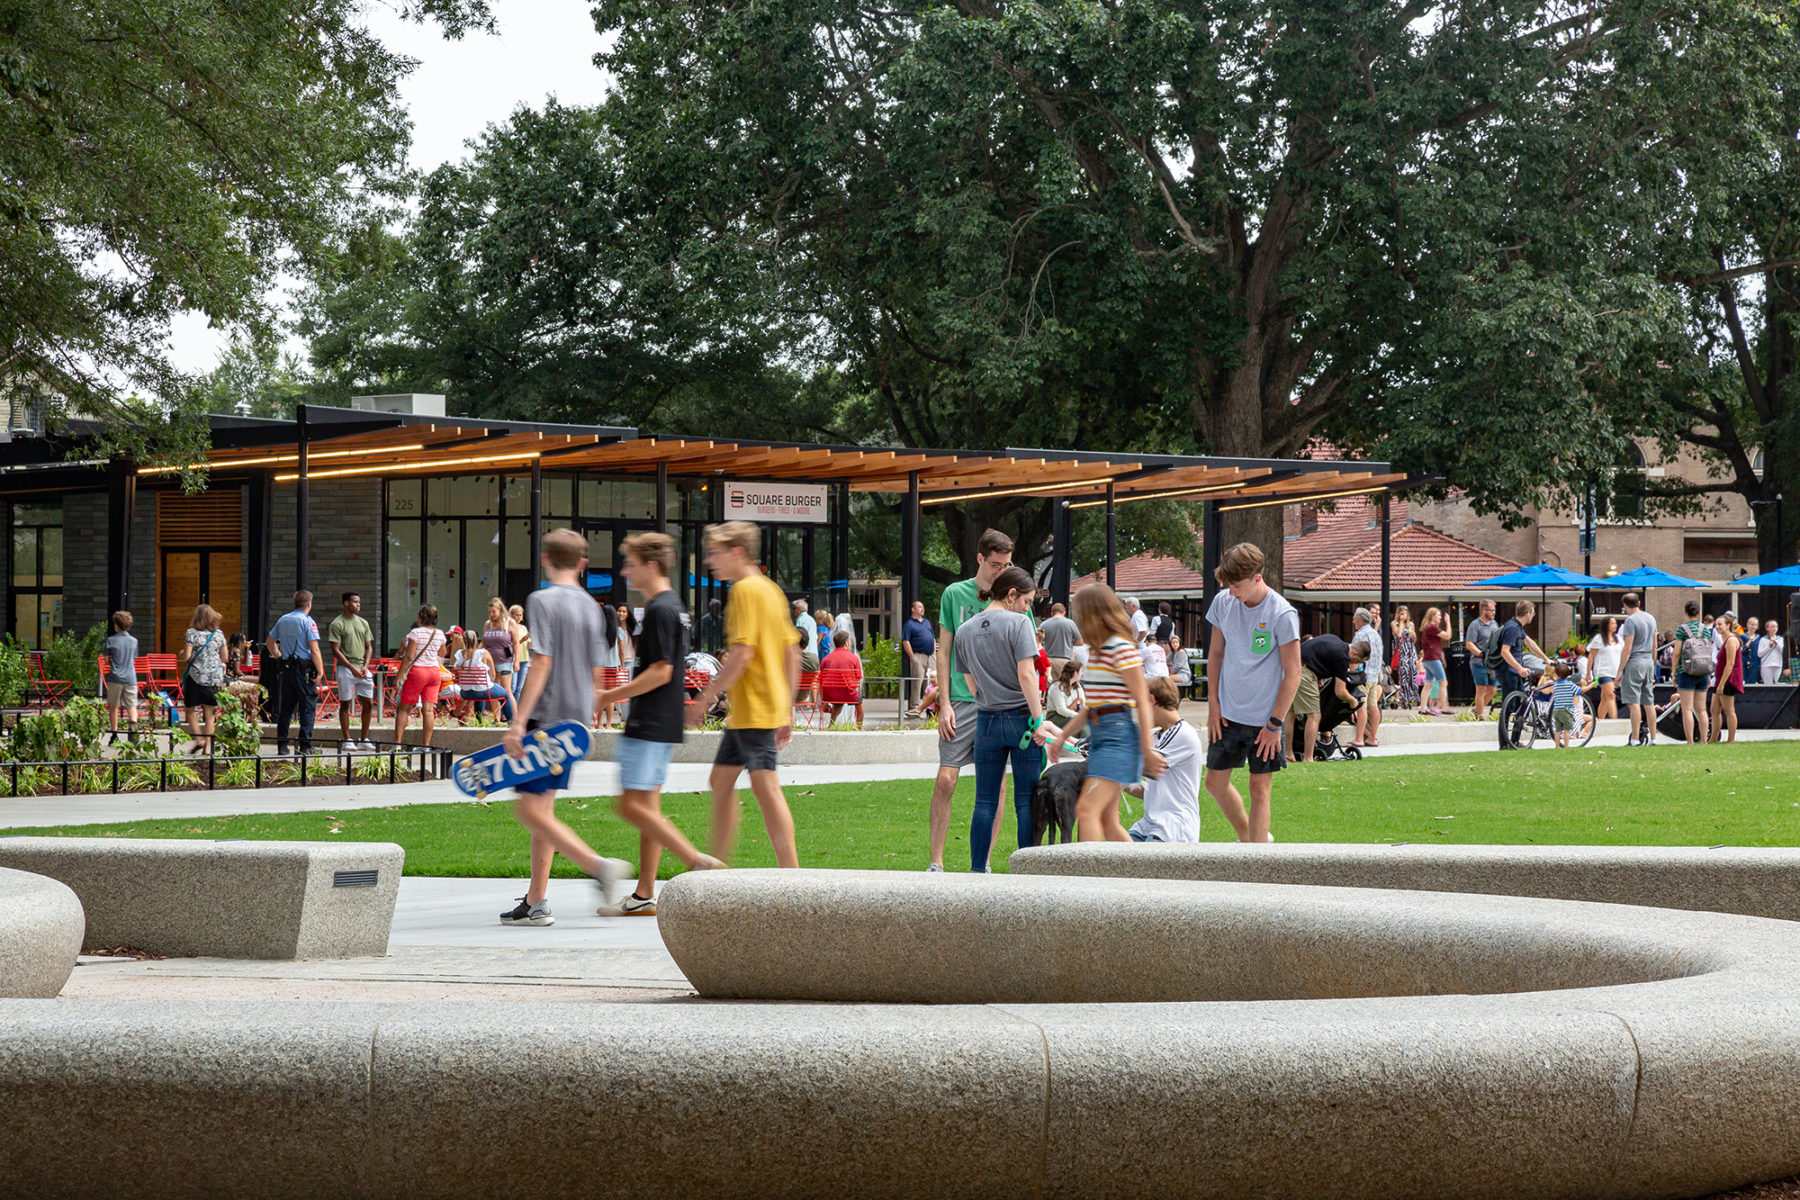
[[9, 742, 1800, 877]]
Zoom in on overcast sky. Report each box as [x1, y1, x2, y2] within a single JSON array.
[[165, 0, 612, 374]]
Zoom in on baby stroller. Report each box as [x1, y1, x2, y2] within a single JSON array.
[[1312, 673, 1367, 762]]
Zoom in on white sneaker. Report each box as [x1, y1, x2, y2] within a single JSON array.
[[925, 863, 944, 873], [591, 856, 632, 913]]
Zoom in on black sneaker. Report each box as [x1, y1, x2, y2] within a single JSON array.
[[499, 896, 554, 926]]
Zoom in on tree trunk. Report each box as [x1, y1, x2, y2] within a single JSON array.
[[1202, 363, 1288, 592]]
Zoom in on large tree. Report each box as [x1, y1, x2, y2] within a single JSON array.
[[0, 0, 490, 463], [591, 0, 1720, 583]]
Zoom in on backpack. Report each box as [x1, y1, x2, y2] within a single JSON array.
[[1679, 625, 1713, 677], [1481, 622, 1507, 666]]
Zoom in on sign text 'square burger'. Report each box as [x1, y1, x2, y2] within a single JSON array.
[[724, 481, 829, 523]]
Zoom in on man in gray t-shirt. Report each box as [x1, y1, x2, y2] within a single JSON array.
[[954, 608, 1039, 711], [1040, 607, 1078, 661], [1615, 594, 1659, 745], [1464, 602, 1500, 720]]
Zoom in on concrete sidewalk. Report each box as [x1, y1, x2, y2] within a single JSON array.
[[58, 875, 691, 1003]]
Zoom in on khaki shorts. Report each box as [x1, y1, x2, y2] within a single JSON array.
[[938, 700, 978, 769], [1289, 668, 1321, 717], [105, 681, 134, 707]]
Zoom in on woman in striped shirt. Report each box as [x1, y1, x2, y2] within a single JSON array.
[[451, 629, 516, 723], [1048, 584, 1165, 841]]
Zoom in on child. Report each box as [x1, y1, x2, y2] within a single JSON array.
[[1047, 583, 1166, 841], [500, 528, 633, 927], [1202, 543, 1301, 843], [103, 610, 139, 743], [1125, 677, 1203, 843], [1538, 661, 1580, 748]]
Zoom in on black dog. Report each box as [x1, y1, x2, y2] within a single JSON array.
[[1030, 760, 1087, 846]]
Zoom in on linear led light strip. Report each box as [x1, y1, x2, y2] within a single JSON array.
[[140, 444, 426, 473], [275, 449, 541, 482], [1065, 479, 1249, 509], [1220, 484, 1388, 511], [918, 476, 1118, 506]]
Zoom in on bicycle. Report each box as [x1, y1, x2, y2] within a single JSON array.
[[1499, 672, 1596, 749]]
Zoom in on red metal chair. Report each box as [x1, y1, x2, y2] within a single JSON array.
[[26, 652, 71, 709], [818, 666, 864, 727], [793, 669, 823, 727]]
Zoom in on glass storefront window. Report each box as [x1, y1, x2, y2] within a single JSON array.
[[40, 526, 61, 589], [464, 519, 500, 627], [387, 480, 421, 517], [544, 476, 572, 516], [386, 521, 421, 650], [11, 500, 62, 649], [12, 527, 35, 587], [425, 520, 457, 626], [505, 519, 531, 570], [450, 475, 499, 516]]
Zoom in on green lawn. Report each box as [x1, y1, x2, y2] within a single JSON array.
[[9, 742, 1799, 877]]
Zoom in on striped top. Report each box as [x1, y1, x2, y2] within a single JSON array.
[[1081, 636, 1143, 706], [1551, 676, 1579, 710], [452, 650, 493, 690]]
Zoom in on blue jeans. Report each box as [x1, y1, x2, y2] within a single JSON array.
[[971, 708, 1044, 871], [511, 663, 529, 697], [462, 684, 515, 722]]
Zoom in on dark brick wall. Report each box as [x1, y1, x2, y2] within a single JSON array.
[[63, 492, 111, 639], [266, 479, 382, 638]]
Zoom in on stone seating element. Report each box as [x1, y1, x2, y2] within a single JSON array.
[[0, 867, 81, 997], [0, 838, 402, 959], [1009, 841, 1800, 920]]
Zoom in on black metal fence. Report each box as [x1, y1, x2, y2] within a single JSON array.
[[0, 739, 455, 797]]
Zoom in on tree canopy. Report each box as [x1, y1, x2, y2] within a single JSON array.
[[0, 0, 490, 462]]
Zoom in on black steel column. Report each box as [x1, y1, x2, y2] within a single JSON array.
[[655, 460, 668, 532], [832, 482, 851, 610], [1201, 500, 1222, 620], [530, 458, 543, 591], [295, 404, 310, 592], [105, 458, 136, 615], [1104, 482, 1117, 588], [1051, 499, 1072, 605], [246, 472, 272, 641], [1379, 493, 1392, 626], [901, 472, 921, 619]]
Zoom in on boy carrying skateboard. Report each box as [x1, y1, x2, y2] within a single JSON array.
[[499, 527, 633, 927]]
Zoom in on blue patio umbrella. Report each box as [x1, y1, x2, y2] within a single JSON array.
[[1730, 564, 1800, 588], [1601, 565, 1708, 589], [1467, 563, 1610, 645]]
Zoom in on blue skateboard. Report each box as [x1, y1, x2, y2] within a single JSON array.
[[452, 721, 592, 799]]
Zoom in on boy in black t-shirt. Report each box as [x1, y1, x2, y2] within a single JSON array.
[[594, 532, 724, 915]]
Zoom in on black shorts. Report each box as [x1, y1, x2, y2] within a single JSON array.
[[1206, 718, 1285, 775], [181, 677, 219, 707], [715, 727, 780, 772]]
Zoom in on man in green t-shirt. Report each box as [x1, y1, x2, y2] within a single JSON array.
[[927, 528, 1014, 872], [328, 592, 377, 750]]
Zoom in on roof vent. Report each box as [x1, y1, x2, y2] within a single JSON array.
[[350, 393, 446, 416]]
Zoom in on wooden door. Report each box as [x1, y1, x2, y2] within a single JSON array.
[[208, 553, 242, 641], [163, 552, 202, 653]]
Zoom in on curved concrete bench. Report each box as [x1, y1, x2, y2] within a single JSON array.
[[3, 868, 1799, 1198], [0, 867, 81, 998], [0, 838, 402, 959], [658, 869, 1800, 1199], [1009, 841, 1800, 920]]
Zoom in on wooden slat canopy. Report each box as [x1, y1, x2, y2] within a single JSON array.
[[145, 412, 1405, 509]]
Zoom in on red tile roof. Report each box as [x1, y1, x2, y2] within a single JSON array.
[[1072, 497, 1521, 595]]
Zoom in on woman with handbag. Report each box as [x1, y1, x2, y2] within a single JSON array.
[[179, 604, 228, 755]]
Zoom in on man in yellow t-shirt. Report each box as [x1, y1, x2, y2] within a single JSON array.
[[690, 520, 801, 867]]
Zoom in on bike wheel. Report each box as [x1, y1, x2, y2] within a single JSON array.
[[1500, 691, 1528, 748], [1343, 746, 1362, 761], [1572, 693, 1596, 747], [1524, 697, 1544, 749]]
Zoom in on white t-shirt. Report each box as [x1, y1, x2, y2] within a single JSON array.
[[1130, 608, 1149, 642], [1587, 636, 1622, 680], [1130, 720, 1203, 843], [1141, 642, 1170, 679]]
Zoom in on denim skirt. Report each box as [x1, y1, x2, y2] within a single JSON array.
[[1084, 709, 1143, 784]]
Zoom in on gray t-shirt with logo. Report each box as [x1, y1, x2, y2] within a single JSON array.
[[1619, 610, 1658, 661], [1205, 587, 1301, 726], [1040, 614, 1079, 659], [953, 608, 1038, 712], [526, 584, 609, 729]]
